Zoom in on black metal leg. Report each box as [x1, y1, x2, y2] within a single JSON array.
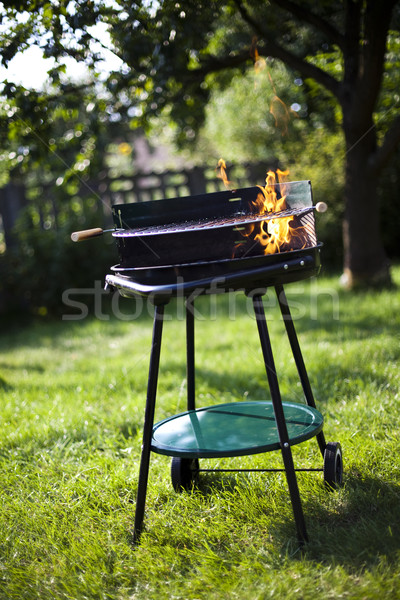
[[275, 285, 326, 457], [186, 301, 195, 411], [133, 303, 165, 545], [253, 294, 308, 545]]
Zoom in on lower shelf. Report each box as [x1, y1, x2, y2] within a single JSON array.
[[151, 400, 324, 459]]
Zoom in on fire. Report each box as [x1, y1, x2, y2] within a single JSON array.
[[240, 169, 306, 256], [215, 160, 307, 257], [217, 158, 231, 189], [252, 169, 293, 254]]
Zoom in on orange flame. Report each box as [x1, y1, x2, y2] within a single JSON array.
[[215, 160, 307, 257], [253, 170, 292, 254], [217, 158, 231, 189], [246, 169, 306, 255]]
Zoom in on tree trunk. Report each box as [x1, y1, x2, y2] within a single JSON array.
[[341, 121, 392, 289]]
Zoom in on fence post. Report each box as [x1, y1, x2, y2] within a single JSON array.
[[0, 181, 27, 250], [186, 166, 207, 195]]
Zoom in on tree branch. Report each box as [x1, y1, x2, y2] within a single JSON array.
[[163, 49, 251, 109], [85, 32, 125, 65], [194, 49, 253, 77], [370, 114, 400, 176], [259, 42, 341, 98], [267, 0, 344, 49], [234, 0, 341, 99]]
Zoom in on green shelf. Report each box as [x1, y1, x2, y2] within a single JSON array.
[[151, 400, 324, 459]]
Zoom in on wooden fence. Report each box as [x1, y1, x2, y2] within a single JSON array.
[[0, 161, 270, 252]]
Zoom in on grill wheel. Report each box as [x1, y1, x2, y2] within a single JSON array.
[[323, 442, 343, 490], [171, 457, 200, 491]]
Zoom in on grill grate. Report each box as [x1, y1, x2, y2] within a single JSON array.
[[113, 206, 315, 237], [298, 211, 317, 247]]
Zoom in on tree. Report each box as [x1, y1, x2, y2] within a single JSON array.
[[2, 0, 400, 287]]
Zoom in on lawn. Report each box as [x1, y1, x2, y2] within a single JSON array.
[[1, 267, 400, 599]]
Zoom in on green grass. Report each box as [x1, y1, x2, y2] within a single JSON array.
[[1, 266, 400, 599]]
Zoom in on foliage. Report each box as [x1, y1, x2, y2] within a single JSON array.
[[1, 2, 398, 153], [0, 78, 119, 189], [1, 270, 400, 597], [0, 201, 117, 315], [377, 31, 400, 138], [198, 61, 306, 163], [0, 68, 136, 317], [377, 144, 400, 260]]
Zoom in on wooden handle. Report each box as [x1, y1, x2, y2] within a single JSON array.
[[315, 202, 328, 213], [71, 227, 103, 242]]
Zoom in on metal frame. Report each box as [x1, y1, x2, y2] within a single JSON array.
[[131, 285, 328, 546], [252, 293, 309, 543], [132, 303, 165, 544]]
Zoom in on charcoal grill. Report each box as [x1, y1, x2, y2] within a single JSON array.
[[74, 179, 342, 545]]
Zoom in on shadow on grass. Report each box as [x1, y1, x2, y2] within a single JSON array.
[[0, 361, 45, 373], [0, 375, 13, 390], [0, 305, 154, 352], [302, 473, 400, 568], [0, 420, 140, 458], [163, 467, 400, 570], [158, 359, 383, 407]]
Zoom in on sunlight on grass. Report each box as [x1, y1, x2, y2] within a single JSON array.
[[1, 267, 400, 599]]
